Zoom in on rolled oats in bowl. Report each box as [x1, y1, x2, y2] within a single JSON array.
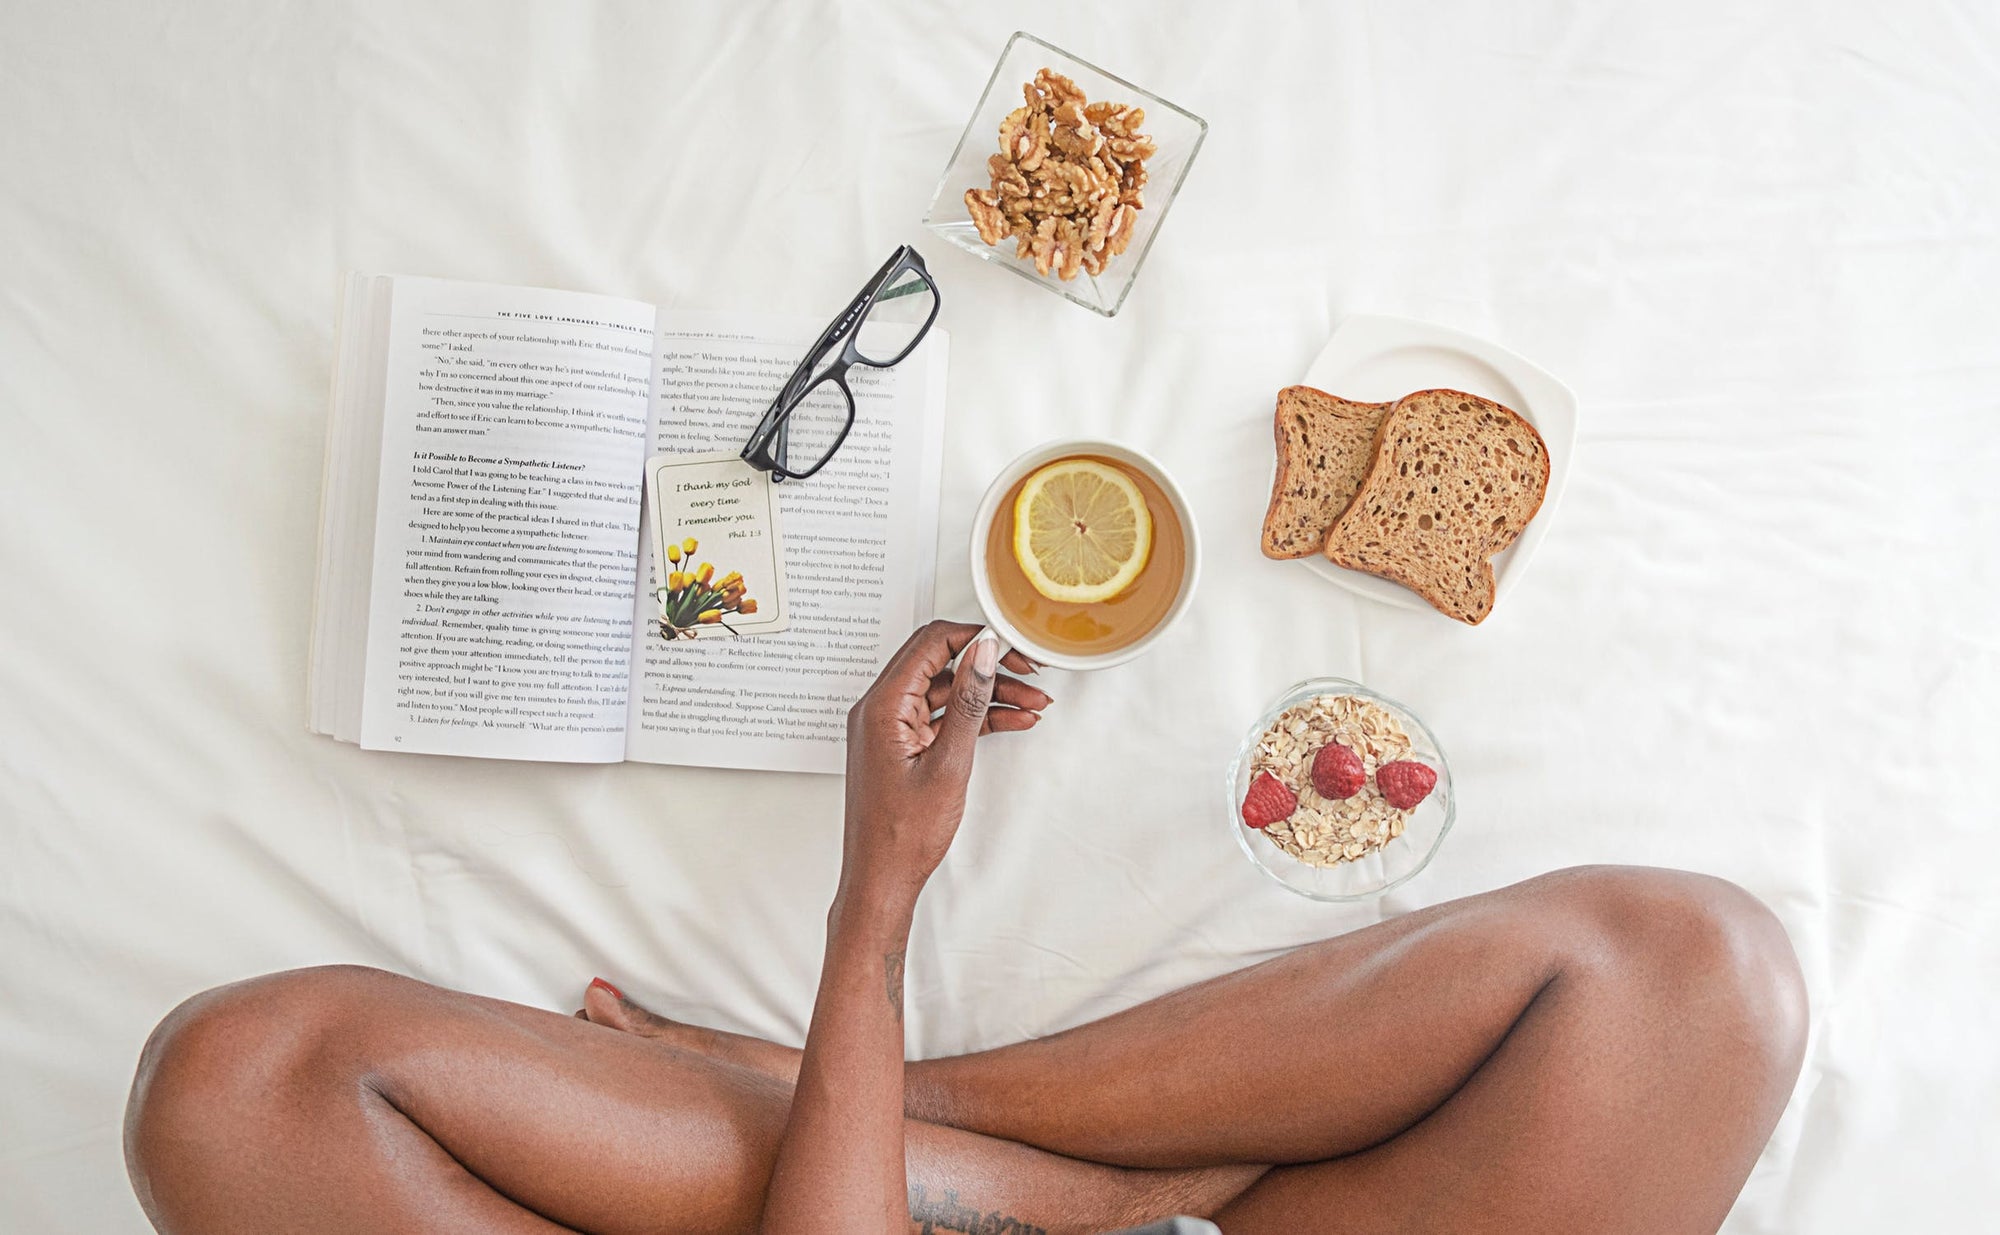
[[1227, 679, 1454, 901], [1249, 694, 1416, 868]]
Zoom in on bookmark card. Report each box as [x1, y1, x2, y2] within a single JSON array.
[[645, 452, 790, 641]]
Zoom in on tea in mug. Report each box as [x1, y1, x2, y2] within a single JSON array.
[[984, 455, 1187, 657]]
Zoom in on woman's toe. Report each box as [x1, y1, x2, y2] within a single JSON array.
[[580, 977, 672, 1039]]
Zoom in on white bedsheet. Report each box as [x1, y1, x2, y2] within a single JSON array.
[[2, 2, 1994, 1230]]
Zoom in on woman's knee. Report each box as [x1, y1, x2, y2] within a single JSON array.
[[124, 965, 406, 1207], [1537, 866, 1809, 1075]]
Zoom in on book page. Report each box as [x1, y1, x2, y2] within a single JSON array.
[[357, 277, 655, 761], [623, 311, 947, 774]]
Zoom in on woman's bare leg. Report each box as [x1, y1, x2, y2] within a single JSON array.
[[127, 865, 1805, 1235], [584, 865, 1807, 1233], [125, 967, 1256, 1235]]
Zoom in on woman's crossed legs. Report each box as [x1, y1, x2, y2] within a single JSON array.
[[125, 866, 1806, 1235]]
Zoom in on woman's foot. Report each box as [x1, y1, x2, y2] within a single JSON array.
[[575, 978, 806, 1084], [575, 977, 677, 1037]]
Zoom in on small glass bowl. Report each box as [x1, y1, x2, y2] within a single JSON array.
[[1226, 678, 1455, 902], [921, 31, 1208, 317]]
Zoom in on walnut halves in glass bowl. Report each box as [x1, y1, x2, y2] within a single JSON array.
[[922, 32, 1207, 317]]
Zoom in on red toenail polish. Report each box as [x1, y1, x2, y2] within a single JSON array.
[[589, 977, 625, 1001]]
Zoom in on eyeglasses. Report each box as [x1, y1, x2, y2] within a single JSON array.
[[740, 245, 942, 482]]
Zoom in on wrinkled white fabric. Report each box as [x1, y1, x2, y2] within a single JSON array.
[[1, 2, 1993, 1231]]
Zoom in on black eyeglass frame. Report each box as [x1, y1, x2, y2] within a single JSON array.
[[739, 245, 942, 482]]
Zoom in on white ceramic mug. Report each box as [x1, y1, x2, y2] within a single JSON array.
[[968, 438, 1202, 672]]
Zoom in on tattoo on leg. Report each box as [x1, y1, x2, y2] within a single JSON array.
[[885, 949, 905, 1021], [908, 1182, 1049, 1235]]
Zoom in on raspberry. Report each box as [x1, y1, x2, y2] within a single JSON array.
[[1240, 771, 1297, 830], [1375, 760, 1438, 810], [1310, 742, 1365, 800]]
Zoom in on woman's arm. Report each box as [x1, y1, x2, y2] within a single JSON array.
[[763, 887, 918, 1229], [758, 622, 1042, 1233]]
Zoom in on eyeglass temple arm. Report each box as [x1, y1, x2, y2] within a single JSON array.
[[777, 249, 924, 404], [749, 249, 930, 480]]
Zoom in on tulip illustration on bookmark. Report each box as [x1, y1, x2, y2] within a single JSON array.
[[645, 452, 790, 641]]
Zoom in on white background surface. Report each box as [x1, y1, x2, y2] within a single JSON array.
[[2, 3, 1995, 1231]]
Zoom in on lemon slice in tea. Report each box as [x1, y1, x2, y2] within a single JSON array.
[[1012, 459, 1154, 604]]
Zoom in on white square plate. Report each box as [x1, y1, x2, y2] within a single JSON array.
[[1292, 314, 1578, 616]]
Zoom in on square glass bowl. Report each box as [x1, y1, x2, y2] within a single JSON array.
[[1227, 678, 1455, 902], [921, 31, 1207, 317]]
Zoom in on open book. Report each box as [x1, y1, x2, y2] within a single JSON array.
[[309, 275, 947, 773]]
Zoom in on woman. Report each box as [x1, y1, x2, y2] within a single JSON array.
[[125, 621, 1806, 1234]]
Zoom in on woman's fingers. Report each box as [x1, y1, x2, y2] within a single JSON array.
[[924, 672, 1051, 716], [993, 677, 1052, 712], [877, 619, 987, 694], [982, 706, 1040, 734], [879, 621, 1041, 694], [927, 632, 1000, 772]]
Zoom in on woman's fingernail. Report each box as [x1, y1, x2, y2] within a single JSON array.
[[589, 977, 625, 1001], [972, 635, 998, 676]]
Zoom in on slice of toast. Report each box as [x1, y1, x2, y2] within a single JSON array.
[[1260, 387, 1393, 559], [1322, 389, 1550, 624]]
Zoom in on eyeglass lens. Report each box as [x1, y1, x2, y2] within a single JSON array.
[[851, 268, 938, 366]]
